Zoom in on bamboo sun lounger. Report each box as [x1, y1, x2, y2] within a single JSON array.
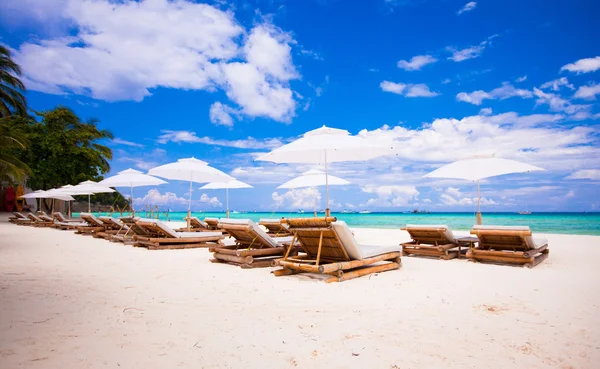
[[210, 218, 299, 269], [108, 217, 145, 245], [26, 213, 55, 227], [52, 212, 81, 223], [401, 224, 471, 260], [93, 216, 125, 239], [468, 225, 549, 268], [204, 217, 224, 231], [76, 212, 106, 235], [176, 217, 224, 232], [259, 218, 292, 236], [133, 219, 225, 250], [274, 217, 402, 283], [10, 212, 32, 225]]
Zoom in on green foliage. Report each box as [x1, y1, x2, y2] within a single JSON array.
[[0, 45, 27, 118], [77, 192, 130, 208], [12, 106, 114, 192], [0, 117, 31, 183]]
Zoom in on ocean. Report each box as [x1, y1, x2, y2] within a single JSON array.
[[85, 211, 600, 236]]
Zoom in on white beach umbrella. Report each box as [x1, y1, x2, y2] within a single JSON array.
[[149, 157, 234, 229], [20, 190, 48, 211], [200, 179, 253, 218], [256, 126, 393, 216], [99, 168, 167, 214], [70, 180, 116, 212], [424, 155, 545, 224], [39, 188, 76, 213]]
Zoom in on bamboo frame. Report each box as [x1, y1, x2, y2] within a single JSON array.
[[273, 217, 401, 283], [258, 219, 292, 236], [132, 220, 225, 250], [400, 226, 467, 260], [468, 228, 549, 268]]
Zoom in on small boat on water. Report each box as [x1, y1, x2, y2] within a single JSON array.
[[358, 210, 371, 214], [518, 205, 531, 215], [297, 209, 304, 214]]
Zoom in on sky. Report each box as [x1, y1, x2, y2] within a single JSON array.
[[1, 0, 599, 212]]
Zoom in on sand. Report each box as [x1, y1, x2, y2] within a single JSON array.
[[1, 216, 599, 368]]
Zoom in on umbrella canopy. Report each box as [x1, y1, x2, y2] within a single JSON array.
[[200, 179, 253, 218], [19, 190, 46, 199], [149, 157, 234, 229], [99, 168, 167, 214], [277, 169, 351, 189], [256, 126, 392, 215], [42, 189, 76, 201], [424, 155, 545, 224], [69, 180, 116, 212]]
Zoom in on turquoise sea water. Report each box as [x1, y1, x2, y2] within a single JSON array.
[[84, 211, 600, 236]]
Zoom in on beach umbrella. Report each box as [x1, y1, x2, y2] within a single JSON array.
[[256, 126, 393, 216], [277, 169, 351, 216], [99, 168, 167, 215], [39, 189, 76, 213], [148, 157, 234, 230], [200, 179, 253, 218], [424, 155, 545, 224], [20, 190, 48, 211], [69, 180, 116, 212]]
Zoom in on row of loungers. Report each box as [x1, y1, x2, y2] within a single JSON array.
[[9, 212, 550, 282]]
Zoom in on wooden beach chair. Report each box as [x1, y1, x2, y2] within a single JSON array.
[[76, 212, 106, 235], [259, 218, 292, 236], [210, 218, 299, 268], [203, 217, 221, 230], [52, 212, 81, 223], [274, 217, 402, 283], [133, 218, 225, 250], [10, 212, 32, 225], [468, 225, 549, 268], [26, 213, 55, 227], [401, 224, 470, 260], [108, 217, 145, 245], [93, 216, 124, 239], [176, 217, 216, 232]]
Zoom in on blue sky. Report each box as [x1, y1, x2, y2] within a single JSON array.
[[1, 0, 599, 212]]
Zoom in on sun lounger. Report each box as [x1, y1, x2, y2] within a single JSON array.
[[26, 213, 54, 227], [92, 216, 125, 238], [203, 217, 221, 230], [468, 225, 549, 268], [259, 218, 292, 236], [10, 212, 32, 225], [52, 212, 81, 223], [76, 212, 106, 235], [175, 216, 221, 232], [133, 218, 225, 250], [108, 217, 145, 245], [210, 218, 299, 268], [54, 220, 89, 230], [274, 217, 402, 283], [401, 224, 472, 260]]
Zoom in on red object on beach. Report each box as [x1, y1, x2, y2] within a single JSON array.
[[5, 186, 15, 212]]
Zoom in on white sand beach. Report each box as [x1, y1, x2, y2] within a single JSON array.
[[1, 216, 599, 368]]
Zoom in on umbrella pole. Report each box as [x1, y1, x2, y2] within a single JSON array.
[[226, 187, 230, 218], [324, 149, 330, 217], [187, 176, 192, 231], [88, 194, 91, 213], [130, 185, 135, 216], [476, 180, 482, 225]]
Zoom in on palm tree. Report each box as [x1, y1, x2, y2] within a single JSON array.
[[0, 45, 27, 118], [0, 118, 30, 183]]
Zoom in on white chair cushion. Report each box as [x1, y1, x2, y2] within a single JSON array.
[[405, 224, 456, 243], [332, 221, 400, 260], [472, 225, 531, 231], [219, 218, 278, 248], [81, 212, 103, 226], [190, 217, 208, 228]]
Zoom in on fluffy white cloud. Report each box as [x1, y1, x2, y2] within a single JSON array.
[[479, 107, 493, 116], [111, 138, 145, 148], [135, 189, 187, 206], [357, 112, 597, 171], [574, 83, 600, 100], [560, 56, 600, 74], [397, 55, 438, 71], [446, 35, 496, 62], [10, 0, 299, 124], [516, 75, 527, 83], [361, 185, 419, 207], [566, 169, 600, 180], [540, 77, 574, 91], [156, 130, 283, 149], [380, 81, 439, 97], [272, 188, 321, 209], [209, 102, 237, 127], [199, 193, 222, 207], [440, 193, 496, 206], [457, 1, 477, 15], [533, 88, 590, 114], [456, 82, 532, 105]]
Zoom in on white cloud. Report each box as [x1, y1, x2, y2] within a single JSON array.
[[299, 48, 324, 61], [11, 0, 299, 124], [566, 169, 600, 180], [560, 56, 600, 74], [457, 82, 532, 105], [440, 193, 496, 206], [156, 130, 283, 149], [380, 81, 439, 97], [479, 107, 493, 116], [533, 88, 590, 114], [199, 193, 222, 207], [446, 35, 496, 62], [574, 83, 600, 100], [272, 188, 321, 209], [540, 77, 574, 91], [135, 189, 187, 206], [397, 55, 438, 71], [361, 185, 419, 207], [209, 102, 237, 127], [457, 1, 477, 15], [516, 75, 527, 83], [112, 138, 144, 148]]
